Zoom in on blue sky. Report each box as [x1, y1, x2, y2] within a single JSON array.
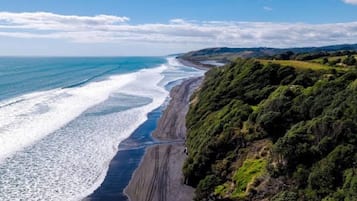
[[0, 0, 357, 56]]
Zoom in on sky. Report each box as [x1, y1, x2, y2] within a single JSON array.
[[0, 0, 357, 56]]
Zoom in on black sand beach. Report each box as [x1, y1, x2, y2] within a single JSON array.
[[125, 77, 202, 201]]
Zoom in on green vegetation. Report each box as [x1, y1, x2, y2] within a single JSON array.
[[258, 59, 334, 71], [312, 54, 357, 64], [343, 55, 357, 66], [183, 58, 357, 201], [266, 50, 357, 71], [178, 44, 357, 65], [232, 158, 267, 198]]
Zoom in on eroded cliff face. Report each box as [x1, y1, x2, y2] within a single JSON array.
[[183, 59, 357, 201]]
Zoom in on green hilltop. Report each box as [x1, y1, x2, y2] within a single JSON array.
[[179, 44, 357, 64]]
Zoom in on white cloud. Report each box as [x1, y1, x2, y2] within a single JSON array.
[[169, 18, 188, 24], [342, 0, 357, 5], [263, 6, 273, 11], [0, 12, 129, 31], [0, 12, 357, 49]]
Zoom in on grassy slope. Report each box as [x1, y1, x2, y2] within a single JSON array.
[[258, 59, 345, 71], [311, 54, 357, 63]]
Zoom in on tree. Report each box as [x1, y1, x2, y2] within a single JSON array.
[[328, 58, 341, 66], [276, 51, 295, 60], [342, 55, 356, 66]]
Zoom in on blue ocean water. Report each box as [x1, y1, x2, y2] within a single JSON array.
[[0, 57, 165, 100], [0, 57, 203, 201]]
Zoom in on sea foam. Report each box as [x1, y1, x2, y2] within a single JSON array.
[[0, 71, 136, 161], [0, 58, 204, 201]]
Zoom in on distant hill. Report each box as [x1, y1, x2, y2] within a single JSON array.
[[178, 44, 357, 64]]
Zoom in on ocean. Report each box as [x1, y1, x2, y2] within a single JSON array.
[[0, 57, 203, 201]]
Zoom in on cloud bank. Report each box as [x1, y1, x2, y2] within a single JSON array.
[[0, 12, 357, 49]]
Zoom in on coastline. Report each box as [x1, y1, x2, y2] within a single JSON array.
[[152, 77, 202, 140], [124, 76, 203, 201], [84, 108, 163, 201], [176, 57, 212, 70]]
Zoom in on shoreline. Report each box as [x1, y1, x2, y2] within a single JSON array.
[[84, 108, 163, 201], [124, 76, 203, 201], [176, 57, 212, 70], [85, 57, 206, 201]]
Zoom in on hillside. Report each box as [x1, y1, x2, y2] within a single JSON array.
[[183, 59, 357, 201], [178, 44, 357, 65]]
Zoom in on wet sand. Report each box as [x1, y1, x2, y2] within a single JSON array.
[[124, 77, 203, 201]]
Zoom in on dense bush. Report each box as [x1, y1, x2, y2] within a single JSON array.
[[295, 52, 329, 61], [271, 191, 298, 201], [184, 58, 357, 200], [343, 55, 357, 66]]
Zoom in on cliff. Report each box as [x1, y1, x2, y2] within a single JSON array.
[[183, 58, 357, 201]]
